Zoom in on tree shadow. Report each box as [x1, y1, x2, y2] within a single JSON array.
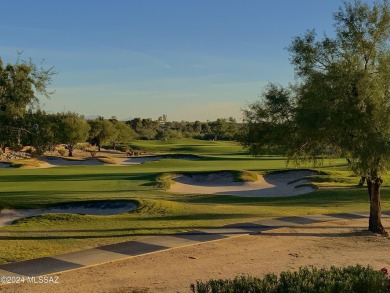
[[0, 172, 157, 183]]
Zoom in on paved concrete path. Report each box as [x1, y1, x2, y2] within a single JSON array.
[[0, 212, 388, 279]]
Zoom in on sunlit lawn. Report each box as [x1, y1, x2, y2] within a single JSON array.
[[0, 139, 388, 264]]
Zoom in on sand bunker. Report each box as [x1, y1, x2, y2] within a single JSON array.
[[0, 201, 138, 227], [170, 170, 316, 197], [0, 163, 10, 168], [38, 154, 200, 167], [116, 156, 163, 165], [40, 157, 106, 167], [42, 156, 157, 166]]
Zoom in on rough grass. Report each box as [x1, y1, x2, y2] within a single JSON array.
[[237, 170, 258, 182], [52, 156, 85, 161], [155, 173, 177, 190], [96, 157, 118, 164], [8, 159, 42, 168], [126, 139, 248, 156]]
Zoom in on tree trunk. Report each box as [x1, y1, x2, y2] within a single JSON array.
[[367, 177, 386, 234], [68, 144, 73, 157], [98, 144, 101, 152]]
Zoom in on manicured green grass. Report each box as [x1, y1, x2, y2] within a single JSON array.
[[0, 139, 388, 264], [127, 138, 248, 155]]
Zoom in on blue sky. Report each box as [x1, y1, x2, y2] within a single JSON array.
[[0, 0, 362, 121]]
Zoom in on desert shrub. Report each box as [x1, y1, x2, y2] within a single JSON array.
[[31, 147, 44, 157], [24, 147, 34, 155], [9, 159, 41, 168], [141, 149, 150, 154], [96, 157, 117, 164], [57, 149, 66, 157], [75, 143, 88, 151], [125, 148, 133, 156], [116, 145, 128, 152], [238, 170, 258, 182], [190, 265, 390, 293]]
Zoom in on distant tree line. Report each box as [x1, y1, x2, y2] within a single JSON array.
[[125, 116, 240, 141], [14, 113, 241, 157]]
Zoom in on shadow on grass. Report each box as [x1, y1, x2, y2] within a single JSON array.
[[1, 225, 366, 234], [200, 155, 286, 161], [0, 191, 151, 209], [0, 225, 370, 240], [6, 212, 252, 227], [176, 188, 387, 207], [0, 189, 150, 197], [177, 188, 368, 206], [0, 172, 157, 183]]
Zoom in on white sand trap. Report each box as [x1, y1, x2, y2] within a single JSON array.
[[170, 170, 316, 197], [0, 201, 137, 227], [116, 156, 164, 165], [0, 163, 11, 168], [0, 209, 42, 226], [40, 157, 106, 166], [29, 154, 201, 167]]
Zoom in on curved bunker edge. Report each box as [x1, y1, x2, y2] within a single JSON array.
[[169, 169, 318, 197], [0, 200, 139, 227]]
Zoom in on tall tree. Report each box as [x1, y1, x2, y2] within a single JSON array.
[[23, 110, 60, 155], [58, 112, 90, 156], [109, 120, 137, 149], [0, 54, 55, 150], [242, 0, 390, 234], [241, 83, 294, 155], [88, 117, 118, 151]]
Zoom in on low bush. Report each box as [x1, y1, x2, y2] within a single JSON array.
[[116, 145, 128, 152], [57, 149, 66, 157], [76, 143, 88, 151], [155, 173, 176, 190], [96, 157, 117, 164], [238, 170, 258, 182], [9, 159, 42, 168], [191, 265, 390, 293]]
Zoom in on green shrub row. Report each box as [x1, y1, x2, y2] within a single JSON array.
[[191, 265, 390, 293]]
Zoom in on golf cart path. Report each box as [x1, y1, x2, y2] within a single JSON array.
[[0, 211, 387, 282]]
